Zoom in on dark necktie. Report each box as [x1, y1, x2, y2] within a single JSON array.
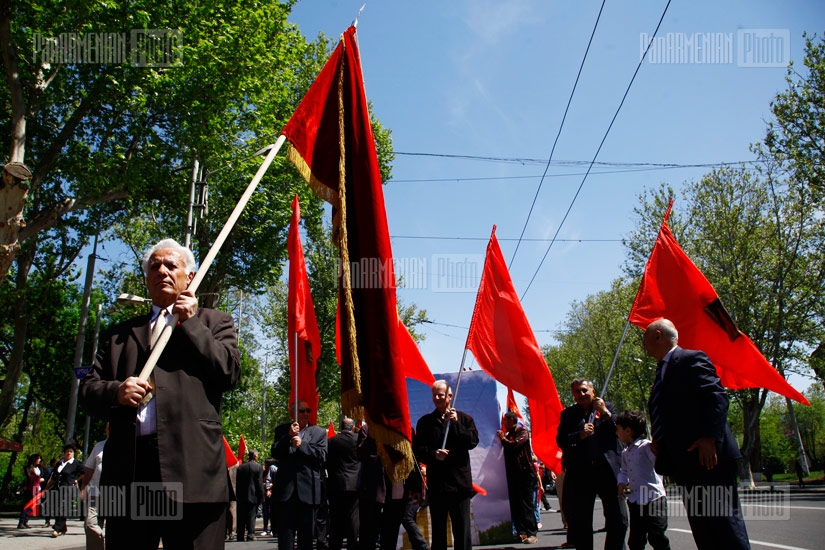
[[649, 360, 665, 442]]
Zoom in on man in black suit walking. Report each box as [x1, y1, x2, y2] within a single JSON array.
[[236, 450, 265, 542], [644, 318, 750, 549], [326, 417, 360, 550], [271, 400, 328, 550], [556, 379, 627, 550]]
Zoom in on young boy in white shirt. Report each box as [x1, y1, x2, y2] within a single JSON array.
[[616, 410, 671, 550]]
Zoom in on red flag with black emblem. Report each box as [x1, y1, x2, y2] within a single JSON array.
[[628, 205, 808, 404]]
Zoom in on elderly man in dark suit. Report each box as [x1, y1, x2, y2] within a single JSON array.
[[644, 318, 750, 549], [271, 400, 328, 550], [80, 238, 240, 549], [326, 417, 360, 550], [556, 378, 627, 550], [236, 450, 265, 542], [413, 379, 479, 550]]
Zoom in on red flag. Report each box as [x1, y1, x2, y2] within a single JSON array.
[[327, 421, 336, 438], [397, 316, 435, 386], [288, 194, 322, 425], [223, 435, 240, 468], [237, 434, 246, 463], [628, 206, 808, 405], [506, 387, 525, 422], [502, 387, 525, 431], [282, 26, 414, 482], [466, 226, 564, 473]]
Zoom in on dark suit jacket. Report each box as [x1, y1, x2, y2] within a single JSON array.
[[327, 430, 360, 493], [271, 422, 328, 505], [236, 460, 265, 505], [556, 400, 622, 479], [413, 409, 479, 500], [80, 308, 240, 504], [649, 346, 741, 485]]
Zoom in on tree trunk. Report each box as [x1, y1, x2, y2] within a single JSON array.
[[0, 0, 30, 285], [0, 239, 35, 427]]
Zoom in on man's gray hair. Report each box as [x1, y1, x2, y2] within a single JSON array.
[[141, 239, 196, 276], [341, 417, 356, 432], [432, 379, 453, 395], [571, 378, 595, 390], [649, 318, 679, 344]]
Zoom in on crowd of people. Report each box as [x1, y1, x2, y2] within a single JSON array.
[[12, 238, 761, 550]]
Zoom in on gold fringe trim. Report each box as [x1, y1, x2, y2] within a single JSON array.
[[336, 43, 362, 408], [340, 388, 363, 421], [286, 144, 340, 209], [369, 418, 415, 484]]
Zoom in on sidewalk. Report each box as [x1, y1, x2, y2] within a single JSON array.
[[0, 516, 86, 550]]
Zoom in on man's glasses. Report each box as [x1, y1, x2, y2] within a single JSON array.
[[297, 408, 312, 413]]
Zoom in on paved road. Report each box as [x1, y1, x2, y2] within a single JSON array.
[[1, 483, 822, 549]]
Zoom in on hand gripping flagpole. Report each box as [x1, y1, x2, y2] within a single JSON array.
[[137, 136, 286, 388], [440, 348, 470, 449]]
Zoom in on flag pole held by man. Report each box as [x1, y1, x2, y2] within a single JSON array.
[[281, 25, 414, 482]]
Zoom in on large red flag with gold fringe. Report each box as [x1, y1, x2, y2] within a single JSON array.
[[466, 226, 564, 473], [628, 204, 808, 405], [288, 194, 322, 425], [281, 26, 414, 482]]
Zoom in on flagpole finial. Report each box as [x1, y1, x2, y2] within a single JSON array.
[[353, 4, 366, 27]]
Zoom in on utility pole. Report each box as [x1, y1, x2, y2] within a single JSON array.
[[65, 236, 97, 444], [82, 303, 103, 457], [786, 397, 810, 476]]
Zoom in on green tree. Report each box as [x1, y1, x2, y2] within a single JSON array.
[[761, 34, 825, 201], [0, 0, 344, 429], [543, 278, 651, 412]]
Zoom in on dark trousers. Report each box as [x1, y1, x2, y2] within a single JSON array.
[[680, 482, 750, 550], [565, 460, 628, 550], [328, 489, 359, 550], [628, 497, 670, 550], [105, 435, 227, 550], [263, 495, 273, 533], [507, 471, 538, 536], [380, 497, 405, 550], [401, 498, 430, 550], [276, 494, 318, 550], [428, 494, 472, 550], [237, 501, 257, 541]]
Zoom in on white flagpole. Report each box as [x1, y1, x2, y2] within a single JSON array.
[[440, 348, 470, 449], [293, 330, 299, 421], [138, 136, 286, 385]]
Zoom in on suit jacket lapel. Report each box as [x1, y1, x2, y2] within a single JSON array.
[[130, 314, 153, 351]]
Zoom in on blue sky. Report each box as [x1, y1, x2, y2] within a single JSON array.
[[287, 1, 823, 401]]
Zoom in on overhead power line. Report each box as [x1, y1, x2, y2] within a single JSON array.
[[509, 0, 608, 269], [520, 0, 674, 301]]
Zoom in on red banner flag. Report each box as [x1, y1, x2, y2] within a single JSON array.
[[506, 387, 525, 422], [281, 26, 414, 482], [236, 434, 246, 463], [223, 435, 240, 468], [466, 226, 564, 472], [288, 194, 322, 425], [397, 316, 435, 386], [628, 207, 808, 405], [328, 421, 336, 438]]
